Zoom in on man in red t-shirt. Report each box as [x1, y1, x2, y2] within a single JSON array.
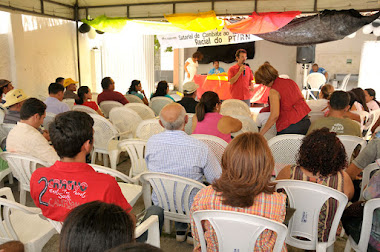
[[228, 49, 254, 106], [97, 77, 129, 105]]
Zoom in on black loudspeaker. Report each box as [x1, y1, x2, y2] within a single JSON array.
[[296, 45, 315, 63]]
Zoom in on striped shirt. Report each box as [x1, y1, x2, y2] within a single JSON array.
[[145, 130, 221, 206], [190, 186, 287, 252], [3, 110, 20, 124]]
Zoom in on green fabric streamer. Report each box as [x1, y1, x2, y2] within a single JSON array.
[[82, 15, 128, 33]]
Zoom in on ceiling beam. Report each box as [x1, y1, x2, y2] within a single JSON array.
[[0, 3, 73, 20], [42, 0, 74, 9]]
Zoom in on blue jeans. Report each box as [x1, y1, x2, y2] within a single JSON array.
[[136, 205, 164, 242]]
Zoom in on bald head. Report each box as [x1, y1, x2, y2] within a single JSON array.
[[159, 103, 187, 130]]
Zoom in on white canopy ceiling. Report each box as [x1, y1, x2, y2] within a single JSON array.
[[1, 0, 379, 20]]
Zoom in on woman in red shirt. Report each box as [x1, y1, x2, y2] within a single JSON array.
[[76, 86, 104, 116], [255, 64, 311, 135]]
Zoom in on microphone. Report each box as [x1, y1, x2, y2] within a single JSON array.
[[243, 63, 246, 76]]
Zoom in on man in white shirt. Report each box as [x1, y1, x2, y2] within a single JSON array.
[[6, 98, 59, 165], [44, 83, 70, 114]]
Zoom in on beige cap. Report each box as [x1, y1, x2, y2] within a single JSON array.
[[3, 89, 28, 107], [183, 82, 199, 94]]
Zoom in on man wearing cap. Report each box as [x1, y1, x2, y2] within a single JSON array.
[[177, 82, 199, 113], [0, 79, 14, 104], [63, 78, 79, 100], [45, 83, 70, 114], [3, 89, 28, 124]]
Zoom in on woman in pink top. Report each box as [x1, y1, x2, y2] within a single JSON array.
[[192, 91, 242, 142]]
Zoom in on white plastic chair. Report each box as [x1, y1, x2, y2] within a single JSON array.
[[125, 94, 144, 104], [352, 110, 370, 133], [99, 101, 123, 118], [0, 109, 5, 123], [275, 180, 348, 251], [309, 111, 325, 123], [306, 73, 326, 100], [336, 74, 351, 91], [359, 163, 380, 201], [125, 103, 155, 120], [220, 99, 251, 117], [192, 210, 287, 252], [118, 139, 147, 177], [136, 119, 165, 141], [89, 164, 142, 206], [185, 113, 195, 135], [337, 135, 366, 163], [72, 104, 98, 114], [268, 134, 304, 176], [344, 198, 380, 252], [191, 134, 228, 164], [0, 123, 15, 145], [62, 98, 75, 110], [364, 109, 380, 140], [149, 97, 173, 116], [0, 187, 56, 251], [109, 107, 143, 139], [0, 152, 50, 205], [42, 112, 56, 129], [230, 115, 258, 137], [140, 172, 206, 233]]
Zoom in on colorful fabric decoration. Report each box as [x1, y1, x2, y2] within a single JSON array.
[[227, 11, 301, 34], [82, 15, 128, 33], [258, 9, 380, 46], [164, 10, 224, 32]]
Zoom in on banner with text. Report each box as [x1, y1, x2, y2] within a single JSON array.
[[157, 28, 262, 49]]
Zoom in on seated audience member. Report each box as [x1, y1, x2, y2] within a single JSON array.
[[6, 98, 59, 165], [44, 83, 70, 114], [176, 82, 199, 113], [30, 111, 164, 230], [342, 170, 380, 252], [108, 243, 162, 252], [307, 91, 361, 137], [30, 111, 132, 221], [127, 80, 148, 105], [3, 89, 28, 124], [309, 63, 328, 80], [60, 201, 135, 252], [145, 103, 221, 243], [151, 81, 175, 101], [365, 88, 380, 111], [191, 132, 287, 251], [277, 128, 354, 242], [351, 88, 369, 112], [208, 61, 225, 75], [307, 84, 334, 112], [0, 79, 14, 104], [192, 91, 242, 142], [63, 78, 79, 100], [0, 241, 24, 252], [97, 77, 129, 105], [55, 77, 64, 85], [76, 86, 104, 116], [343, 91, 362, 123]]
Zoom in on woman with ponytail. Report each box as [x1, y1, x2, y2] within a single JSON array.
[[364, 88, 380, 111], [192, 91, 242, 142], [75, 86, 104, 116]]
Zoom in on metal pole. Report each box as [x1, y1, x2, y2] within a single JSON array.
[[74, 1, 81, 86]]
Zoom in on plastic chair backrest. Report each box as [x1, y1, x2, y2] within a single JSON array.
[[149, 97, 173, 116], [364, 109, 380, 139], [109, 107, 142, 138], [0, 152, 49, 193], [62, 99, 75, 110], [42, 112, 56, 129], [191, 134, 228, 164], [340, 74, 351, 91], [337, 135, 366, 162], [89, 163, 136, 184], [306, 73, 326, 89], [125, 94, 144, 104], [308, 111, 325, 123], [360, 163, 380, 201], [185, 113, 194, 135], [140, 172, 206, 223], [118, 139, 148, 177], [125, 103, 155, 120], [136, 119, 165, 141], [275, 180, 348, 250], [268, 134, 304, 176], [230, 115, 258, 137], [220, 99, 251, 117], [99, 101, 123, 118], [90, 114, 119, 150], [72, 105, 98, 114], [192, 210, 287, 252]]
